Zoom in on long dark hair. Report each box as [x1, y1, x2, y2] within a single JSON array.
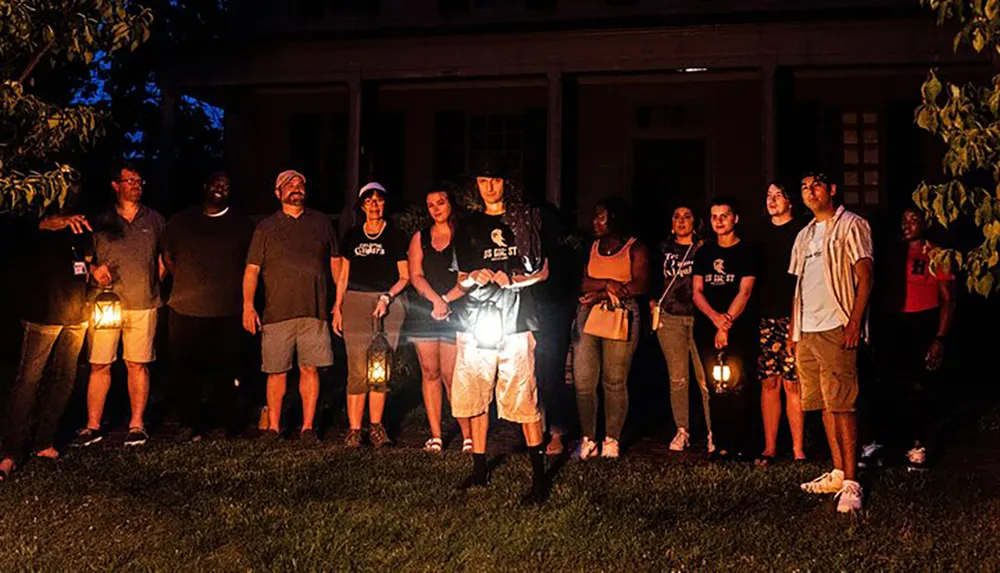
[[668, 201, 704, 243], [426, 181, 459, 230]]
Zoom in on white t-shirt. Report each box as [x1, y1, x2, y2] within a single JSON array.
[[800, 221, 842, 333]]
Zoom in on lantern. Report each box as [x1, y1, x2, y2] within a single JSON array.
[[366, 318, 392, 389], [92, 289, 122, 330], [711, 350, 737, 393], [473, 301, 503, 349]]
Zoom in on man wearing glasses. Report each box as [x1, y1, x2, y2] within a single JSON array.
[[72, 160, 166, 448]]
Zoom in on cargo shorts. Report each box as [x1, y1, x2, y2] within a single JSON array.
[[450, 331, 542, 424], [796, 326, 858, 413]]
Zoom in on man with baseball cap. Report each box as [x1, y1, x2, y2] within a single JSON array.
[[243, 170, 340, 443], [451, 154, 551, 502]]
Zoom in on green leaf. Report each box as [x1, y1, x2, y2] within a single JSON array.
[[973, 28, 987, 52], [988, 0, 999, 19], [976, 273, 994, 296]]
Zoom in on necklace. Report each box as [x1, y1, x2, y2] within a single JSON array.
[[364, 220, 386, 240]]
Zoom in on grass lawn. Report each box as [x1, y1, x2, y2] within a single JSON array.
[[2, 409, 1000, 572]]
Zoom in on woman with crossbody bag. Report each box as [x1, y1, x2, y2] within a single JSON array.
[[571, 198, 649, 460], [651, 205, 714, 453]]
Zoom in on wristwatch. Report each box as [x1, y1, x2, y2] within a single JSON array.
[[380, 292, 394, 304]]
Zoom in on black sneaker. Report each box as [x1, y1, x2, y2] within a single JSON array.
[[124, 428, 149, 447], [300, 429, 319, 445], [69, 428, 104, 448], [259, 429, 281, 443], [175, 427, 201, 444]]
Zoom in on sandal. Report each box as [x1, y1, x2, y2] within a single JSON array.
[[755, 454, 776, 467], [424, 437, 443, 453], [462, 438, 473, 454]]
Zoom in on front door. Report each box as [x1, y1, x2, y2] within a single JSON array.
[[632, 138, 707, 245]]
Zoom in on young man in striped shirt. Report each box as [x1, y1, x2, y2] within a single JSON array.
[[789, 173, 874, 513]]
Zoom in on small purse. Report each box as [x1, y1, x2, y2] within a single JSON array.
[[583, 293, 630, 341], [652, 243, 694, 331]]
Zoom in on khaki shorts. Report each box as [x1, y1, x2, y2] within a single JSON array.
[[89, 308, 158, 365], [261, 317, 334, 374], [451, 331, 542, 424], [796, 327, 858, 413]]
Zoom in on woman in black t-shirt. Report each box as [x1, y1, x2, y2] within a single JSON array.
[[333, 182, 410, 448], [692, 197, 757, 461], [651, 204, 714, 453], [407, 183, 471, 454]]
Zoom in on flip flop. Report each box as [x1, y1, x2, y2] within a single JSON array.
[[462, 438, 473, 454]]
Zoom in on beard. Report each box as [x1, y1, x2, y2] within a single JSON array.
[[283, 192, 305, 207]]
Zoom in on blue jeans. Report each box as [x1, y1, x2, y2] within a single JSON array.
[[571, 301, 640, 441], [2, 322, 87, 461]]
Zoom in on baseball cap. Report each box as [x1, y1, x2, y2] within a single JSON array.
[[275, 170, 306, 190], [358, 181, 387, 197]]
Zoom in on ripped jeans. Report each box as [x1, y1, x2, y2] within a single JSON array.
[[655, 313, 712, 435]]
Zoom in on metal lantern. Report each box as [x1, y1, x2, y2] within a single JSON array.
[[366, 317, 392, 389], [92, 289, 122, 330], [473, 301, 504, 349], [711, 350, 737, 393]]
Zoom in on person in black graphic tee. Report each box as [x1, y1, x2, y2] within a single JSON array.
[[692, 196, 757, 461], [333, 182, 409, 448], [451, 155, 549, 502]]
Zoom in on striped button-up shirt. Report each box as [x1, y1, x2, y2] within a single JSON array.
[[788, 205, 874, 342]]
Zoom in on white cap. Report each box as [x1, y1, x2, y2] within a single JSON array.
[[358, 181, 386, 197]]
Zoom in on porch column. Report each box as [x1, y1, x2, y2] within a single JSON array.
[[761, 63, 777, 184], [158, 80, 178, 212], [546, 68, 563, 208], [346, 72, 362, 208]]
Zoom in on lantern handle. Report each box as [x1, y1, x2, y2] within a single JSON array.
[[372, 315, 385, 334]]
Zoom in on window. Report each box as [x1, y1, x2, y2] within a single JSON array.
[[841, 111, 882, 207], [468, 114, 524, 174]]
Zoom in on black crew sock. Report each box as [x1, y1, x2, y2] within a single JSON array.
[[473, 453, 488, 486], [529, 447, 545, 486]]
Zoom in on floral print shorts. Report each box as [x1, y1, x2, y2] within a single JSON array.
[[758, 317, 797, 382]]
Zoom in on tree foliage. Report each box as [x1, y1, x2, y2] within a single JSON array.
[[0, 0, 152, 214], [914, 0, 1000, 296]]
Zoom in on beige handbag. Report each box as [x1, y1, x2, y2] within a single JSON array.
[[583, 293, 630, 341]]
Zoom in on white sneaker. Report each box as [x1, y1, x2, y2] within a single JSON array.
[[572, 437, 598, 461], [707, 432, 715, 454], [835, 480, 863, 513], [859, 441, 884, 468], [601, 438, 620, 459], [907, 446, 927, 465], [800, 468, 845, 494], [669, 428, 690, 452]]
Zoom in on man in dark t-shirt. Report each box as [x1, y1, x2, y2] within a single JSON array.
[[756, 183, 808, 463], [1, 204, 93, 480], [692, 196, 758, 460], [162, 172, 256, 441], [243, 170, 340, 443], [451, 156, 549, 501]]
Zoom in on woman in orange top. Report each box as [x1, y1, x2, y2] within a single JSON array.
[[571, 198, 649, 460]]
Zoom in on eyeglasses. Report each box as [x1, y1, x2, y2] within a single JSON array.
[[118, 177, 144, 186]]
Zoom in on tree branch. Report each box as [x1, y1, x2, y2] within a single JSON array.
[[17, 38, 56, 84]]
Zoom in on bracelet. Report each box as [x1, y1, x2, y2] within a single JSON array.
[[380, 292, 393, 304]]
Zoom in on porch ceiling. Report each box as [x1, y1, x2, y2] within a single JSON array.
[[175, 17, 986, 89]]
